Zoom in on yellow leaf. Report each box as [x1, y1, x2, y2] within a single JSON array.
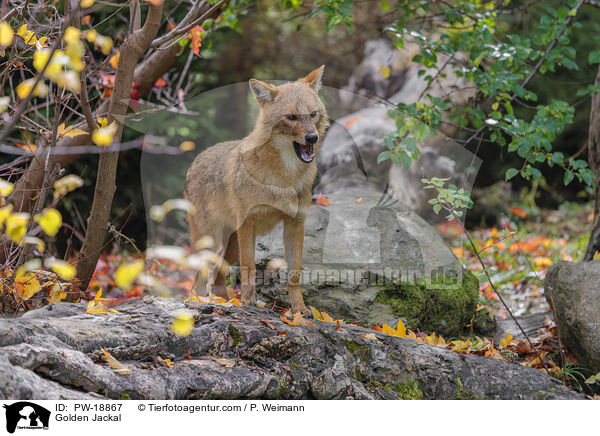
[[47, 280, 67, 303], [0, 21, 14, 46], [533, 256, 553, 267], [92, 121, 118, 146], [85, 29, 98, 43], [396, 318, 407, 337], [15, 258, 42, 279], [380, 323, 399, 336], [0, 178, 14, 197], [179, 140, 195, 151], [109, 52, 120, 69], [227, 298, 243, 307], [58, 123, 87, 139], [53, 174, 84, 201], [34, 208, 62, 237], [499, 333, 515, 348], [310, 306, 324, 320], [291, 312, 315, 327], [81, 0, 95, 7], [16, 78, 48, 99], [491, 102, 499, 111], [0, 204, 13, 228], [95, 35, 113, 55], [360, 333, 380, 342], [451, 339, 472, 353], [86, 299, 108, 314], [171, 312, 194, 336], [17, 24, 36, 45], [379, 65, 391, 78], [101, 347, 132, 375], [6, 212, 29, 243], [424, 333, 447, 347], [20, 236, 45, 253], [45, 258, 76, 280], [593, 251, 600, 260], [14, 273, 42, 300], [115, 259, 145, 290]]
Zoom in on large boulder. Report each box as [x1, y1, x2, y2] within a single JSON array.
[[544, 260, 600, 372], [0, 298, 581, 400], [254, 187, 480, 337]]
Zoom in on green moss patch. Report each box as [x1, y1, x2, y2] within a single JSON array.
[[374, 271, 479, 337], [228, 324, 243, 347]]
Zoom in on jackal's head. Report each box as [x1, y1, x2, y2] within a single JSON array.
[[249, 66, 329, 164]]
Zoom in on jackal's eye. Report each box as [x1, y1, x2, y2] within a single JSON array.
[[310, 111, 317, 118], [285, 114, 297, 121]]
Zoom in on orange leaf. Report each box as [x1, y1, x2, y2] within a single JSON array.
[[508, 205, 527, 218], [189, 25, 205, 57], [154, 77, 167, 87], [314, 193, 331, 206]]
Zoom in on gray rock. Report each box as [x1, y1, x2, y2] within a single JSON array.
[[0, 298, 581, 400], [544, 261, 600, 372], [254, 187, 480, 336]]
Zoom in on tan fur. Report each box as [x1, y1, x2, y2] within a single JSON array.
[[185, 66, 329, 313]]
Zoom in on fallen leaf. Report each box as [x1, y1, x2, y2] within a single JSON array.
[[14, 273, 42, 300], [101, 347, 132, 375], [259, 318, 276, 330], [314, 193, 331, 206]]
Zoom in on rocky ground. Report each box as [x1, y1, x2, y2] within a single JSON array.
[[0, 297, 582, 400]]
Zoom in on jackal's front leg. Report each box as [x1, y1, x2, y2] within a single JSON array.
[[237, 221, 257, 305], [284, 216, 307, 314]]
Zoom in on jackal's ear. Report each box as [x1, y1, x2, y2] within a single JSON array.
[[300, 65, 325, 92], [249, 79, 278, 106]]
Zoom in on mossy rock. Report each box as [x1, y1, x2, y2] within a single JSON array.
[[375, 270, 479, 337]]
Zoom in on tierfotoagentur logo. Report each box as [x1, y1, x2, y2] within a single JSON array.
[[2, 402, 50, 433]]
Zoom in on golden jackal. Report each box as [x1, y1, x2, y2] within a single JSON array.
[[185, 66, 329, 314]]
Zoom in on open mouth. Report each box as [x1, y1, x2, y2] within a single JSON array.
[[293, 141, 314, 163]]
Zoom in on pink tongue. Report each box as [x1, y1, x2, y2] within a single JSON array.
[[300, 144, 312, 160]]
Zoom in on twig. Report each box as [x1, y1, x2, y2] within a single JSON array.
[[454, 214, 552, 375]]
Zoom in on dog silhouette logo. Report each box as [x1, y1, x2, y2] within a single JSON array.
[[3, 402, 50, 433]]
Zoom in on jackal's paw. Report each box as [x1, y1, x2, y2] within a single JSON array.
[[241, 295, 257, 306], [292, 306, 312, 318]]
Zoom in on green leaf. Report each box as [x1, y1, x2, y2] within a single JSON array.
[[589, 50, 600, 65], [381, 0, 390, 11], [564, 171, 574, 185], [377, 151, 391, 163], [505, 168, 519, 180]]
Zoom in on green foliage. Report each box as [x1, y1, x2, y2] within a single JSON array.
[[422, 177, 473, 220], [366, 0, 599, 192], [310, 0, 354, 32]]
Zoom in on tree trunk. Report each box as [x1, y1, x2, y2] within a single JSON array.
[[73, 2, 164, 294], [584, 64, 600, 261]]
